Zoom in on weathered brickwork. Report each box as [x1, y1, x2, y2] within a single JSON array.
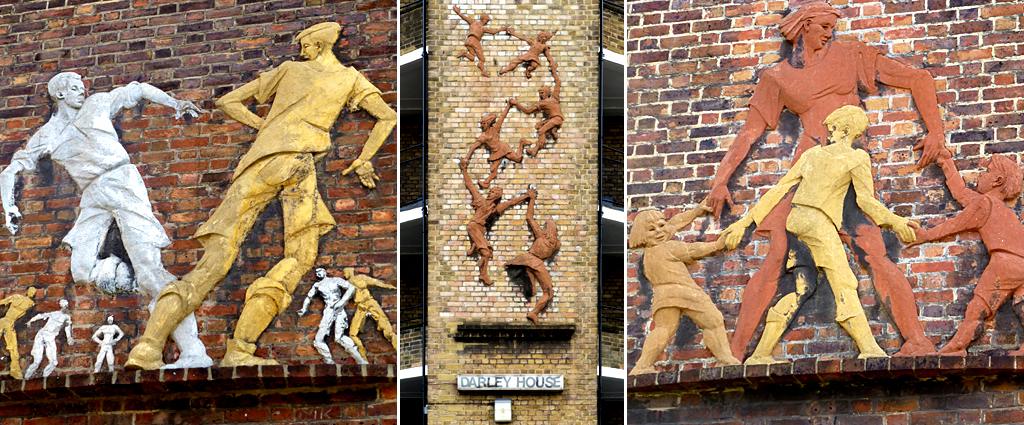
[[0, 0, 397, 376], [0, 364, 396, 424], [630, 356, 1024, 424], [399, 325, 421, 369], [426, 0, 600, 422], [603, 0, 626, 55], [627, 0, 1024, 370]]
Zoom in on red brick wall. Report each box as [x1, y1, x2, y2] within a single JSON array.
[[627, 1, 1024, 370], [0, 0, 396, 374]]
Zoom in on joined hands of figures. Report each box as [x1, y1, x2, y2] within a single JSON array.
[[173, 99, 206, 120]]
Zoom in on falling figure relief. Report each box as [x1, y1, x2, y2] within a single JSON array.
[[510, 71, 563, 157], [341, 267, 397, 358], [628, 202, 739, 375], [453, 5, 506, 77], [298, 268, 366, 365], [464, 101, 528, 190], [125, 22, 396, 370], [703, 0, 947, 361], [460, 158, 532, 286], [499, 28, 556, 80], [0, 72, 212, 369], [505, 191, 560, 324], [91, 315, 124, 373], [721, 106, 919, 365], [24, 299, 73, 379], [0, 288, 36, 379], [910, 152, 1024, 355]]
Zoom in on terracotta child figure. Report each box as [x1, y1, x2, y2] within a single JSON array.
[[910, 152, 1024, 355], [705, 0, 945, 360], [453, 5, 506, 77], [722, 106, 919, 364], [628, 202, 740, 375], [510, 73, 563, 157], [498, 29, 556, 79], [460, 158, 533, 286], [463, 101, 529, 189], [506, 190, 560, 324]]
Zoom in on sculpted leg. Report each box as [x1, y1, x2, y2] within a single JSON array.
[[745, 266, 816, 365], [851, 222, 934, 355], [224, 226, 317, 367], [529, 120, 559, 156], [126, 235, 239, 370], [526, 268, 553, 324], [690, 304, 740, 366], [314, 311, 335, 364], [124, 239, 212, 369], [337, 335, 368, 365], [731, 226, 788, 361], [42, 338, 57, 377], [24, 337, 44, 379], [2, 325, 21, 379], [368, 303, 397, 351], [630, 308, 681, 375], [939, 270, 1004, 355], [349, 307, 368, 359], [480, 160, 501, 189], [478, 247, 494, 286]]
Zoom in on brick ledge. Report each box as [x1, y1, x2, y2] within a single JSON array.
[[0, 363, 395, 402], [629, 355, 1024, 392]]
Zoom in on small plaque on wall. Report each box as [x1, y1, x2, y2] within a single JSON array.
[[457, 374, 564, 392]]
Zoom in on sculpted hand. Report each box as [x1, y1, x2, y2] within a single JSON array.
[[721, 219, 750, 250], [704, 184, 735, 219], [4, 206, 21, 235], [297, 307, 307, 317], [892, 219, 920, 244], [913, 132, 947, 168], [173, 99, 206, 119], [344, 160, 380, 189]]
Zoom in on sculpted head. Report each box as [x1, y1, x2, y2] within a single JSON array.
[[26, 287, 36, 298], [106, 315, 114, 324], [538, 86, 552, 99], [58, 299, 69, 310], [315, 267, 328, 280], [47, 72, 86, 110], [823, 105, 869, 147], [342, 267, 355, 279], [480, 113, 497, 131], [979, 155, 1023, 201], [629, 209, 669, 249], [487, 186, 503, 203], [780, 1, 840, 46], [480, 13, 491, 24], [537, 31, 554, 43], [297, 22, 342, 61]]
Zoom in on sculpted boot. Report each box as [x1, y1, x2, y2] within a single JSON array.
[[744, 298, 796, 365], [221, 292, 280, 367], [839, 314, 888, 359], [125, 289, 190, 370]]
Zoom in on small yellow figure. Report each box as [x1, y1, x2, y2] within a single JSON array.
[[0, 287, 36, 379], [126, 22, 397, 369], [342, 267, 397, 358], [722, 105, 918, 364]]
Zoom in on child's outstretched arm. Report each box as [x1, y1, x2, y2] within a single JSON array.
[[938, 155, 979, 207]]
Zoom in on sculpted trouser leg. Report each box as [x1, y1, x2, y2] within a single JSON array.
[[630, 308, 681, 375], [128, 155, 306, 369], [731, 200, 792, 361], [792, 208, 886, 358], [939, 268, 1007, 355], [365, 302, 397, 351], [745, 263, 818, 365], [529, 118, 561, 156], [95, 346, 113, 373], [123, 236, 212, 368], [526, 267, 553, 324], [337, 310, 367, 364], [350, 306, 368, 358], [848, 216, 933, 355], [68, 213, 113, 287], [42, 337, 57, 377], [1, 323, 21, 378]]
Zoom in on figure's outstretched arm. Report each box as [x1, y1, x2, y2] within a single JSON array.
[[0, 298, 10, 307], [0, 132, 48, 235], [916, 198, 989, 244], [938, 156, 979, 206], [664, 202, 711, 235], [460, 159, 483, 201], [876, 56, 946, 167], [851, 154, 918, 243], [670, 239, 727, 265], [496, 102, 513, 127], [26, 313, 43, 324], [506, 28, 529, 42], [121, 82, 205, 119], [359, 276, 397, 290], [453, 5, 472, 24], [550, 64, 561, 100], [342, 93, 397, 189], [721, 152, 806, 249], [525, 192, 543, 238], [338, 279, 357, 307], [215, 80, 264, 130], [705, 112, 770, 217], [496, 192, 530, 214], [483, 26, 504, 35], [297, 285, 319, 316], [511, 98, 539, 114]]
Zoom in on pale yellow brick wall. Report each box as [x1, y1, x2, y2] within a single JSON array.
[[426, 0, 600, 423]]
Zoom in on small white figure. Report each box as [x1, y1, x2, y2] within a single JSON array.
[[91, 315, 124, 373], [298, 268, 367, 365], [24, 299, 73, 379]]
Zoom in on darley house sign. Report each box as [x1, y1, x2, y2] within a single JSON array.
[[457, 374, 565, 392]]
